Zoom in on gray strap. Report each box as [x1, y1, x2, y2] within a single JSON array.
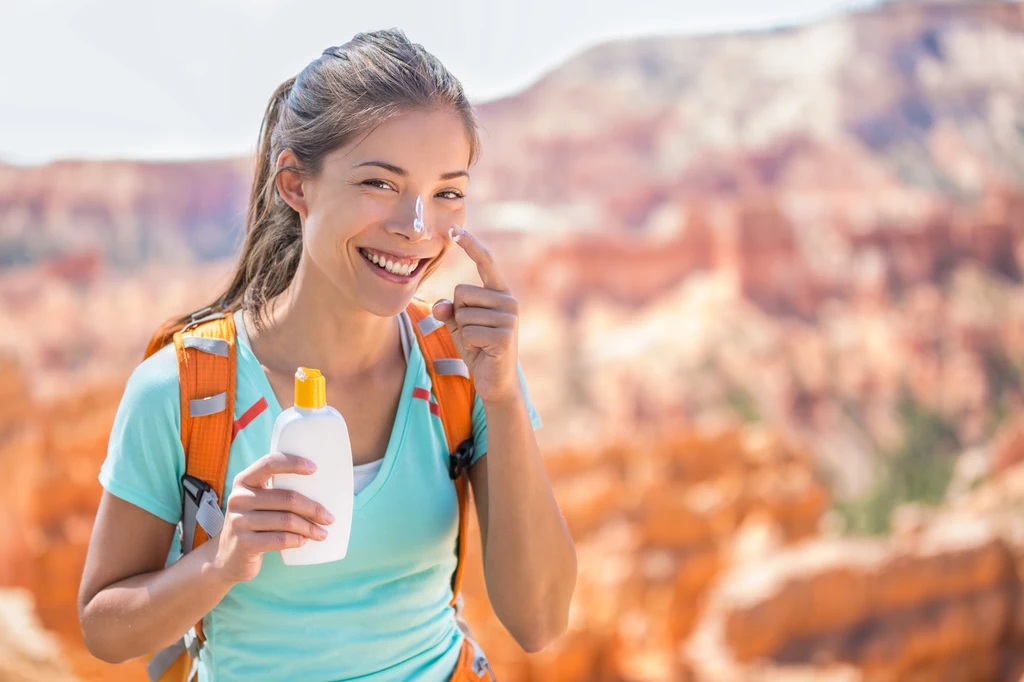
[[195, 490, 224, 539], [147, 638, 186, 681], [181, 493, 199, 554], [189, 392, 227, 417], [397, 312, 411, 365], [147, 629, 203, 681], [434, 358, 470, 379], [183, 336, 229, 357], [188, 307, 225, 327], [233, 309, 252, 349], [417, 314, 446, 337], [469, 636, 493, 678], [451, 595, 494, 678], [181, 486, 223, 554], [184, 628, 201, 660], [187, 648, 200, 681]]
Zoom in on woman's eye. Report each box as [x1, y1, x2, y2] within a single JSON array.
[[362, 180, 395, 191], [437, 190, 465, 200]]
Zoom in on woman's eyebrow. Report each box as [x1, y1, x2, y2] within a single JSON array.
[[353, 160, 469, 181]]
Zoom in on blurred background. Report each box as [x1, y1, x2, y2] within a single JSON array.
[[3, 0, 1024, 680]]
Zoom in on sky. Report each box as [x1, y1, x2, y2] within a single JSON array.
[[0, 0, 880, 165]]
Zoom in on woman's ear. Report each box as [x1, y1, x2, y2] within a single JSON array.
[[275, 149, 309, 220]]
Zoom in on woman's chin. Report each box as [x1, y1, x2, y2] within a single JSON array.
[[357, 288, 420, 318]]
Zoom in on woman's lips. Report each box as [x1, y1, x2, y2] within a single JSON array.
[[358, 247, 427, 283]]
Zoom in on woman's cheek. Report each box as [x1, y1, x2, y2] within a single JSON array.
[[332, 201, 387, 248], [453, 202, 467, 224], [420, 249, 448, 283], [302, 214, 335, 262]]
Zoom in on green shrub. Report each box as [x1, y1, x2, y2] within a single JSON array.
[[835, 386, 960, 535]]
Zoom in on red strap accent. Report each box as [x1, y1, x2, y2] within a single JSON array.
[[412, 386, 442, 416], [232, 397, 269, 442]]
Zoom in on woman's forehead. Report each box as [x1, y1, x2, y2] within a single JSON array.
[[333, 109, 472, 176]]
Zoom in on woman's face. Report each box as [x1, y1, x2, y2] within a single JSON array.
[[280, 108, 472, 317]]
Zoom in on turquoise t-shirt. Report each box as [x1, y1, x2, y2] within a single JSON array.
[[99, 310, 541, 682]]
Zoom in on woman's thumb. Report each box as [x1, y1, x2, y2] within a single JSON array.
[[431, 299, 463, 354], [432, 298, 455, 325]]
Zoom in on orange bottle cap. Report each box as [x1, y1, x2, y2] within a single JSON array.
[[294, 367, 326, 409]]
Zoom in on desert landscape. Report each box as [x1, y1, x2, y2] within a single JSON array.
[[2, 1, 1024, 680]]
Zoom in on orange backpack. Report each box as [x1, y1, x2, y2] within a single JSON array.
[[143, 299, 493, 682]]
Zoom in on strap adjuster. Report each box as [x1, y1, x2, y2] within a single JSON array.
[[180, 474, 224, 553], [449, 438, 475, 480], [184, 306, 225, 332]]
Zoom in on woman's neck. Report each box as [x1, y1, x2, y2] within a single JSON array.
[[244, 255, 400, 379]]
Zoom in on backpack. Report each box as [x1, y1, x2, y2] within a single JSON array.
[[142, 299, 494, 681]]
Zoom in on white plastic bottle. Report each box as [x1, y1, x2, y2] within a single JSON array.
[[269, 367, 353, 565]]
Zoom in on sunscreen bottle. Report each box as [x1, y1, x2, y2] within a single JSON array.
[[269, 367, 353, 565]]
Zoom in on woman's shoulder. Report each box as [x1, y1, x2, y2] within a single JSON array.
[[103, 342, 187, 525], [120, 342, 182, 412]]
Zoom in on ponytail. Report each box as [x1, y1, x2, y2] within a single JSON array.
[[184, 75, 304, 334]]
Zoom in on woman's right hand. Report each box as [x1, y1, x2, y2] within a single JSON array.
[[211, 452, 334, 584]]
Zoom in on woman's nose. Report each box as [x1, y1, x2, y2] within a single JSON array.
[[385, 194, 433, 242]]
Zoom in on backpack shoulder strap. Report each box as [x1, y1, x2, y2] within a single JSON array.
[[172, 310, 237, 552], [405, 298, 475, 607], [145, 309, 237, 681]]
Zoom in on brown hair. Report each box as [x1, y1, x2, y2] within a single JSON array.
[[173, 28, 480, 336]]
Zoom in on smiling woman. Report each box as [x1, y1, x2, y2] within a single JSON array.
[[76, 28, 576, 682]]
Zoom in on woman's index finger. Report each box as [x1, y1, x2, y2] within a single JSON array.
[[452, 225, 509, 292], [240, 452, 315, 487]]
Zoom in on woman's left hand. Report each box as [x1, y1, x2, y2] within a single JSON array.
[[431, 224, 522, 405]]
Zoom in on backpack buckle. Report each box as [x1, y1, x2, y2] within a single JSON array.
[[180, 474, 224, 553], [449, 438, 475, 480], [184, 306, 225, 331]]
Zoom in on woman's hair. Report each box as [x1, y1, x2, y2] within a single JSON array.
[[183, 28, 480, 333]]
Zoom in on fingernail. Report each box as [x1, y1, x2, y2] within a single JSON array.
[[306, 460, 317, 473], [448, 225, 462, 243], [325, 510, 336, 524], [316, 527, 328, 540]]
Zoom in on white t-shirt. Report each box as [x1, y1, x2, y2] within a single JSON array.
[[353, 458, 384, 495]]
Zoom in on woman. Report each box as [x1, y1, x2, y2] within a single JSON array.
[[77, 29, 576, 681]]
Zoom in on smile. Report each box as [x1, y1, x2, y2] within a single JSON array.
[[358, 247, 427, 280]]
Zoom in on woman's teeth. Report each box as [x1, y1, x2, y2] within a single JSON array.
[[360, 249, 420, 276]]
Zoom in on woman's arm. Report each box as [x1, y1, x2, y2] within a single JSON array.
[[78, 453, 332, 663], [77, 492, 235, 663], [432, 224, 576, 653], [469, 395, 577, 653]]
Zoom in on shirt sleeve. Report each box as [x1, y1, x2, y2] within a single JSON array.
[[98, 344, 186, 525], [470, 361, 542, 466]]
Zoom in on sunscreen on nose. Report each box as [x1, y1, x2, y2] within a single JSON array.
[[413, 195, 425, 233]]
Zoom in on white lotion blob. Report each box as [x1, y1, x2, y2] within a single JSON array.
[[413, 195, 425, 233]]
